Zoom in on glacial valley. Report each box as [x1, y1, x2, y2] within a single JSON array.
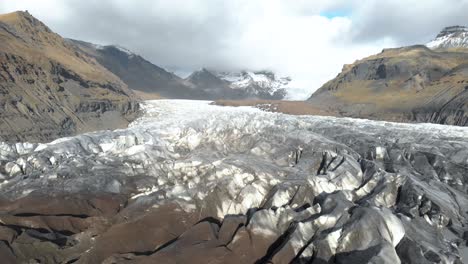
[[0, 100, 467, 263]]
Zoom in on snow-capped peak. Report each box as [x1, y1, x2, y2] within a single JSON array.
[[215, 70, 291, 95], [95, 44, 136, 57], [113, 45, 134, 55], [427, 26, 468, 49], [91, 43, 105, 50]]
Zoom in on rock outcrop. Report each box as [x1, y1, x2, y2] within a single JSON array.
[[0, 11, 139, 143]]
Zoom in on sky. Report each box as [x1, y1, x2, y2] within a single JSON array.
[[1, 0, 468, 99]]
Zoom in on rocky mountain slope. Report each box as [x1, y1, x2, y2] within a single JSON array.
[[427, 26, 468, 49], [308, 44, 468, 126], [184, 68, 234, 98], [0, 11, 139, 142], [0, 100, 466, 263], [68, 39, 208, 99]]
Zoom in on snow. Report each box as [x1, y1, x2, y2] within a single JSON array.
[[214, 70, 292, 96], [113, 45, 134, 55], [427, 27, 468, 49], [247, 71, 270, 83], [216, 71, 244, 83], [92, 43, 105, 50], [95, 44, 136, 57], [427, 33, 468, 48]]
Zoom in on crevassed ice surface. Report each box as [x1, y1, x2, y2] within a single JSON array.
[[1, 100, 468, 263]]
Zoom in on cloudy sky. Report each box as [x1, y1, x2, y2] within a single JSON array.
[[1, 0, 468, 99]]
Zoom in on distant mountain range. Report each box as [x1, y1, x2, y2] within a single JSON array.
[[68, 39, 291, 100], [185, 68, 288, 100]]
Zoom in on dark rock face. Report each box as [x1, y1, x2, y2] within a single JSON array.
[[0, 100, 467, 263], [308, 46, 468, 126]]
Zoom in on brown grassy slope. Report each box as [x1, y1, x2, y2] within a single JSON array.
[[0, 11, 139, 142], [0, 12, 125, 83], [307, 45, 468, 125]]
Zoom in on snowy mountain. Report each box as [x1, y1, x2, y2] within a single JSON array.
[[70, 40, 292, 100], [427, 25, 468, 49], [215, 70, 291, 96], [185, 69, 290, 99]]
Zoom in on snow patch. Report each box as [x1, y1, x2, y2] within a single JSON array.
[[427, 26, 468, 49]]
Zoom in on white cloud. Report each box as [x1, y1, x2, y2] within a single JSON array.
[[0, 0, 70, 23], [218, 0, 395, 98], [0, 0, 466, 99]]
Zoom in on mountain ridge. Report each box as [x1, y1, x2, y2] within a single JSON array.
[[69, 40, 291, 100], [67, 39, 207, 99], [0, 11, 139, 142], [307, 43, 468, 126]]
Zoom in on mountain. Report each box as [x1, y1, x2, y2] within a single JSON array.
[[215, 70, 289, 99], [307, 45, 468, 126], [0, 11, 139, 142], [67, 39, 208, 99], [68, 40, 290, 100], [184, 68, 242, 99], [185, 68, 289, 99], [185, 68, 231, 91], [427, 26, 468, 49]]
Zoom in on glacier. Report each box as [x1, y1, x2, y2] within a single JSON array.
[[0, 100, 467, 263]]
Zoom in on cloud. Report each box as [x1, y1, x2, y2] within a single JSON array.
[[350, 0, 468, 45], [0, 0, 466, 99]]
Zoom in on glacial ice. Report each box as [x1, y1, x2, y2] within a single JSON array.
[[0, 100, 467, 263]]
